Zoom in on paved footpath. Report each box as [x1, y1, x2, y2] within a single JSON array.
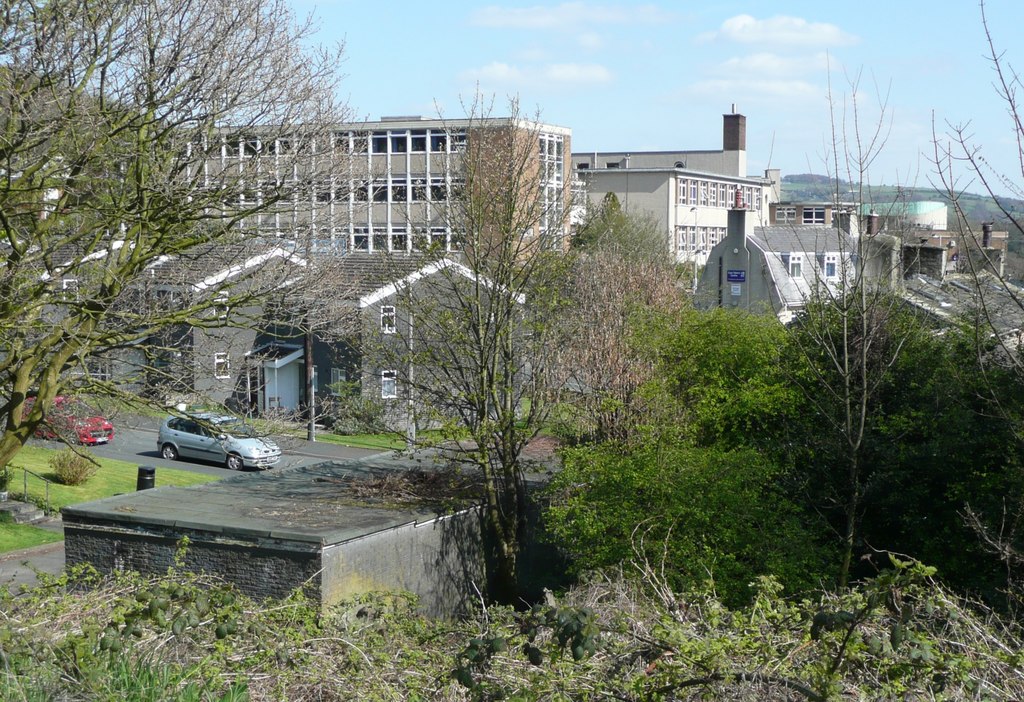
[[0, 513, 66, 591]]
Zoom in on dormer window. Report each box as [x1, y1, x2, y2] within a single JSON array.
[[214, 291, 230, 319], [789, 254, 803, 278], [824, 254, 839, 279]]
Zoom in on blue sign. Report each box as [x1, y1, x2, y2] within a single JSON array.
[[727, 269, 746, 282]]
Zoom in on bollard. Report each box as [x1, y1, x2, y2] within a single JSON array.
[[136, 465, 156, 491]]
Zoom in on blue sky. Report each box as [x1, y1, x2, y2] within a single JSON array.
[[289, 0, 1023, 196]]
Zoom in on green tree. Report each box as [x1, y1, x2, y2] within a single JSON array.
[[786, 298, 1024, 597], [556, 199, 684, 443], [546, 442, 832, 605], [0, 0, 349, 466], [640, 306, 803, 456]]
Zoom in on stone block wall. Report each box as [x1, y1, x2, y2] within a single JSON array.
[[63, 520, 323, 602]]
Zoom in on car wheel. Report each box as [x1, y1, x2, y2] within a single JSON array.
[[161, 444, 179, 461], [226, 454, 245, 471]]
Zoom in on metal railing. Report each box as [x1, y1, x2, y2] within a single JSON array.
[[4, 465, 54, 514]]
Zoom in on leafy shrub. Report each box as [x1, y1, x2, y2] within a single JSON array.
[[49, 449, 97, 486], [317, 381, 386, 434], [545, 442, 833, 606]]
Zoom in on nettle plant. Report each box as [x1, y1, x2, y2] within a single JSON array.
[[452, 603, 600, 698]]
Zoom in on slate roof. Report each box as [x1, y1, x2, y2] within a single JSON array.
[[750, 225, 853, 254], [903, 272, 1024, 338], [62, 456, 451, 546], [25, 235, 435, 299], [745, 226, 853, 312]]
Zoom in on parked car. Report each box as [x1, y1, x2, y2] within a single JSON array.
[[25, 396, 115, 445], [157, 413, 281, 470]]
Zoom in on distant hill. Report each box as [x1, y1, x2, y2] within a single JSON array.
[[778, 172, 1019, 260], [781, 174, 1024, 246]]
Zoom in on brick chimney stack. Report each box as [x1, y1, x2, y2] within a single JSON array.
[[723, 108, 746, 151]]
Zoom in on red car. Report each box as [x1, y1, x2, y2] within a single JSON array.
[[25, 396, 115, 446]]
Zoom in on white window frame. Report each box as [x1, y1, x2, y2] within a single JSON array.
[[824, 253, 839, 279], [380, 305, 396, 334], [381, 370, 397, 399], [802, 207, 826, 225], [61, 278, 79, 300], [214, 352, 231, 379], [789, 254, 803, 278]]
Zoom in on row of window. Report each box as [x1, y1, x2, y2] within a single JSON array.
[[234, 222, 463, 254], [678, 178, 763, 211], [219, 176, 465, 206], [676, 225, 727, 252], [212, 352, 399, 399], [351, 227, 461, 253], [360, 177, 463, 203], [780, 252, 841, 279], [776, 206, 826, 225], [210, 129, 469, 159]]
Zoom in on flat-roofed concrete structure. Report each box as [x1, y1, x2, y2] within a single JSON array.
[[571, 111, 774, 265], [63, 456, 488, 618]]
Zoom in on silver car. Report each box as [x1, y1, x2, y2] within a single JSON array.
[[157, 413, 281, 470]]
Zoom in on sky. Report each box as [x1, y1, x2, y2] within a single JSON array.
[[288, 0, 1024, 197]]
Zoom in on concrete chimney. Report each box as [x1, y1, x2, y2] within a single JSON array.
[[723, 112, 746, 152], [982, 221, 993, 248]]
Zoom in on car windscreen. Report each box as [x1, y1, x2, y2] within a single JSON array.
[[217, 421, 257, 438]]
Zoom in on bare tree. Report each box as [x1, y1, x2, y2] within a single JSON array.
[[783, 69, 923, 588], [931, 0, 1024, 605], [932, 0, 1024, 372], [558, 194, 685, 443], [0, 0, 351, 466], [370, 96, 572, 601]]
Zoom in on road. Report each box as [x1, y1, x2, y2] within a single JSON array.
[[53, 418, 384, 478]]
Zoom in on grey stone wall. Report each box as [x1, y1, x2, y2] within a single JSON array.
[[63, 507, 488, 617], [64, 521, 323, 602]]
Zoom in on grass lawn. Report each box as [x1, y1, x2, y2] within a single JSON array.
[[309, 432, 408, 451], [0, 513, 63, 553], [5, 446, 219, 515], [0, 447, 218, 555]]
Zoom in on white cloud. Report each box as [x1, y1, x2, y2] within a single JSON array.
[[464, 62, 526, 83], [689, 78, 820, 99], [703, 15, 858, 48], [516, 46, 551, 62], [544, 63, 612, 83], [577, 31, 604, 50], [461, 61, 613, 89], [714, 52, 831, 77], [471, 2, 671, 30]]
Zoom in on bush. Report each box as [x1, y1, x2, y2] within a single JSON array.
[[317, 382, 387, 435], [49, 449, 97, 486], [544, 442, 833, 606]]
